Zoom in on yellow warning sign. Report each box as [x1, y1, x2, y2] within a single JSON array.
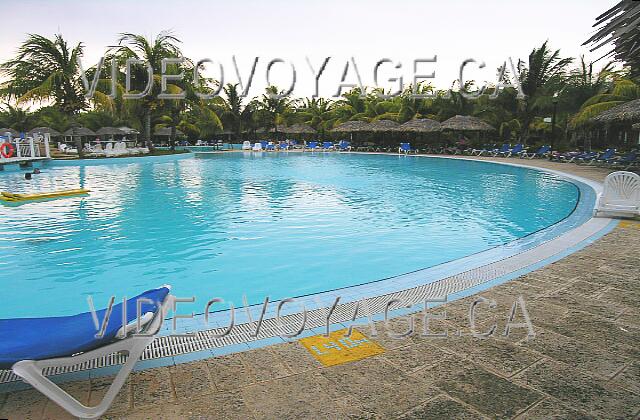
[[299, 328, 385, 367], [619, 220, 640, 229]]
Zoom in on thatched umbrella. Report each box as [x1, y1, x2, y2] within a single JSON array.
[[441, 115, 495, 131], [63, 127, 96, 137], [27, 126, 61, 137], [280, 123, 316, 135], [399, 119, 442, 150], [399, 119, 441, 133], [633, 123, 640, 130], [96, 127, 125, 136], [591, 99, 640, 124], [364, 119, 400, 149], [154, 127, 185, 137], [0, 128, 19, 137], [332, 120, 371, 144]]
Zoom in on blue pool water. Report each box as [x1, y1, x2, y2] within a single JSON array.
[[0, 153, 579, 318]]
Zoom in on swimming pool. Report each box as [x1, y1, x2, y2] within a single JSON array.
[[0, 153, 580, 319]]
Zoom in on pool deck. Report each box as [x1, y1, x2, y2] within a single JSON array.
[[1, 156, 639, 419]]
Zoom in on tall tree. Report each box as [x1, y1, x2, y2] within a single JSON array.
[[114, 31, 183, 148], [517, 41, 573, 143], [584, 0, 640, 78], [0, 34, 86, 114]]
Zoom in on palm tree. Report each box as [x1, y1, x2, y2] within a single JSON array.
[[255, 86, 294, 135], [585, 1, 640, 78], [0, 34, 86, 114], [517, 41, 573, 143], [0, 103, 37, 132], [114, 31, 183, 148], [296, 98, 335, 137]]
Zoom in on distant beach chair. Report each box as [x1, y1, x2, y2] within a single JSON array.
[[252, 142, 263, 151], [594, 171, 640, 218], [498, 143, 524, 157], [242, 141, 252, 150], [279, 142, 289, 151], [322, 141, 334, 151], [579, 148, 615, 165], [336, 140, 351, 151], [521, 145, 550, 159], [305, 141, 319, 151], [3, 285, 173, 419], [489, 144, 510, 157], [266, 142, 275, 151], [606, 151, 637, 169], [398, 143, 412, 154]]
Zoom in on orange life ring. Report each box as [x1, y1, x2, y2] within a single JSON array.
[[0, 142, 14, 158]]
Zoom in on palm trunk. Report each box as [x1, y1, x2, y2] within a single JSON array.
[[170, 126, 176, 151], [145, 112, 153, 150], [75, 136, 84, 159]]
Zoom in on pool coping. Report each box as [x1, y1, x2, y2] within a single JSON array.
[[0, 153, 617, 387]]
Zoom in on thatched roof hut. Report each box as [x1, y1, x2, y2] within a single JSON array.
[[366, 119, 400, 132], [275, 123, 316, 134], [27, 127, 61, 137], [399, 119, 442, 133], [63, 127, 96, 136], [591, 99, 640, 124], [633, 123, 640, 130], [96, 127, 126, 136], [154, 127, 185, 137], [441, 115, 495, 131], [0, 128, 19, 137], [119, 127, 140, 135], [332, 120, 370, 132]]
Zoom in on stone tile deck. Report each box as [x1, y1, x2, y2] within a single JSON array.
[[0, 157, 638, 419]]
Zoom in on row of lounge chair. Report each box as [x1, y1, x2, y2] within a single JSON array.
[[550, 148, 639, 170], [59, 142, 150, 157], [243, 140, 353, 152]]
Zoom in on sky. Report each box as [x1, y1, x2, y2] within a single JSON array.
[[0, 0, 614, 101]]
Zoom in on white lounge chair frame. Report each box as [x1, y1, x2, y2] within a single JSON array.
[[594, 171, 640, 218], [11, 292, 174, 419]]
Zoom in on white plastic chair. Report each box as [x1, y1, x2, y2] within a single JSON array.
[[242, 141, 252, 150], [252, 142, 263, 151], [594, 171, 640, 218]]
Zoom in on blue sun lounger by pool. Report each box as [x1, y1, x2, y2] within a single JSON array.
[[1, 285, 172, 419], [399, 143, 412, 154], [521, 145, 550, 159], [489, 144, 510, 157], [322, 141, 334, 151], [306, 141, 319, 151]]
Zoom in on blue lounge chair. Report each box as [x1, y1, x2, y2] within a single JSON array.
[[521, 145, 550, 159], [336, 140, 351, 151], [580, 148, 615, 165], [560, 151, 596, 163], [398, 143, 412, 154], [608, 151, 638, 169], [266, 142, 275, 151], [305, 141, 319, 151], [498, 143, 524, 157], [260, 141, 268, 150], [469, 144, 495, 156], [489, 144, 510, 157], [322, 141, 334, 151], [2, 285, 172, 419], [279, 142, 289, 151]]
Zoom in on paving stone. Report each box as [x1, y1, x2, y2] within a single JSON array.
[[381, 342, 450, 373], [609, 362, 640, 395], [546, 288, 626, 321], [430, 362, 542, 418], [514, 359, 640, 418], [546, 310, 640, 359], [517, 397, 596, 419], [518, 327, 629, 379], [241, 371, 342, 419], [431, 335, 541, 378], [89, 375, 132, 415], [130, 368, 175, 409], [318, 356, 439, 418], [0, 388, 47, 420], [169, 360, 215, 400], [237, 347, 292, 382], [397, 394, 485, 419], [123, 389, 255, 420], [207, 353, 257, 391], [268, 341, 321, 374], [41, 380, 91, 420]]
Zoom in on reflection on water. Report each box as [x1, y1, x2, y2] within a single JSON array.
[[0, 154, 579, 317]]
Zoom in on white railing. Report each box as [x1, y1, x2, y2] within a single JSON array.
[[0, 134, 51, 162]]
